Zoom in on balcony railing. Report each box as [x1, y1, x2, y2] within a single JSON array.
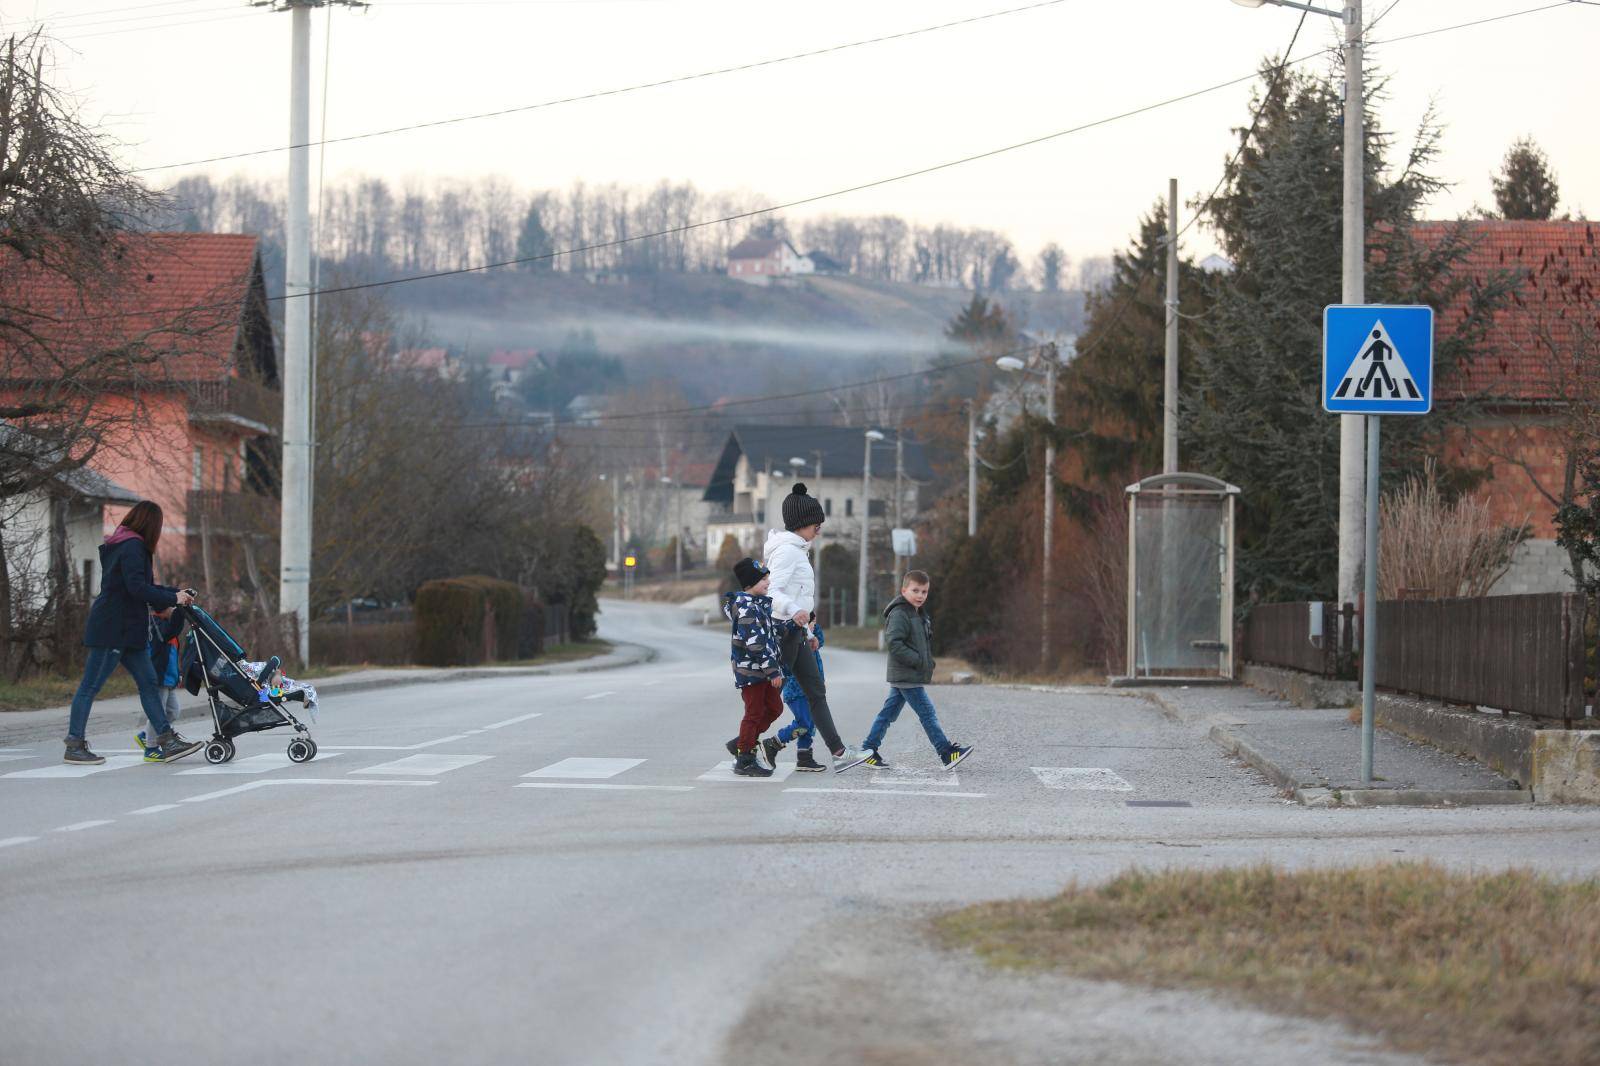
[[187, 378, 281, 435], [187, 489, 279, 537]]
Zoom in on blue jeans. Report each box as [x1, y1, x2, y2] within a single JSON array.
[[777, 673, 815, 750], [863, 686, 950, 756], [67, 646, 173, 741]]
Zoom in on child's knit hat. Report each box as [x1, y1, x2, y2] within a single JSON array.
[[733, 557, 769, 590], [782, 484, 826, 531]]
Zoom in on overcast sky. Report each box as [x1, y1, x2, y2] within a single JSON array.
[[10, 0, 1598, 269]]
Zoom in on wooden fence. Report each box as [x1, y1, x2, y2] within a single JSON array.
[[1241, 601, 1355, 678], [1377, 593, 1586, 723]]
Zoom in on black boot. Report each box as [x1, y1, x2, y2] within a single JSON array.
[[155, 731, 203, 763], [63, 738, 105, 765], [732, 751, 772, 778], [794, 749, 826, 772], [725, 738, 739, 759], [760, 735, 784, 770]]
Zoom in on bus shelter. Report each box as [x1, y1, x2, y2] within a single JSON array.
[[1125, 473, 1239, 682]]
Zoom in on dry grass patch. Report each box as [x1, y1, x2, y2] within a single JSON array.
[[935, 863, 1600, 1066]]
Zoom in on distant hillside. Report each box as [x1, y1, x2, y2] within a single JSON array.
[[389, 270, 1084, 397]]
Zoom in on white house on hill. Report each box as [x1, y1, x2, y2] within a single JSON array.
[[726, 237, 813, 285]]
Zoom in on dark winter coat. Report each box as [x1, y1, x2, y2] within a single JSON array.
[[722, 590, 784, 689], [883, 595, 935, 687], [84, 534, 179, 650]]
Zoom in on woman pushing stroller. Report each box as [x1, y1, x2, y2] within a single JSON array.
[[62, 501, 205, 765]]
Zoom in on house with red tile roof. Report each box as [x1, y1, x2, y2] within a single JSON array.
[[0, 232, 280, 601], [726, 236, 813, 286], [1423, 219, 1600, 593]]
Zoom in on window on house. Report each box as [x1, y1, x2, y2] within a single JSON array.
[[192, 446, 203, 490], [81, 559, 95, 599], [868, 500, 886, 518], [844, 499, 853, 517], [824, 498, 833, 516]]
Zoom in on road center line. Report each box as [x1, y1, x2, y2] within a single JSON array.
[[783, 787, 988, 799], [480, 712, 543, 730], [127, 804, 181, 815], [54, 820, 114, 832], [515, 783, 694, 792], [581, 691, 616, 701], [0, 836, 39, 848]]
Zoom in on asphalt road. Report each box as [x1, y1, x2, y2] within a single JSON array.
[[4, 600, 1599, 1065]]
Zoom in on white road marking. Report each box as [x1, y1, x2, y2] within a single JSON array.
[[581, 691, 617, 701], [481, 712, 542, 730], [3, 754, 145, 779], [352, 754, 492, 776], [524, 757, 644, 780], [0, 748, 29, 752], [867, 765, 961, 787], [516, 783, 694, 792], [54, 820, 114, 832], [784, 787, 987, 798], [318, 734, 469, 751], [182, 779, 439, 803], [699, 760, 796, 783], [1031, 767, 1134, 792], [177, 752, 345, 776], [128, 804, 180, 815], [0, 754, 36, 764], [0, 836, 40, 848]]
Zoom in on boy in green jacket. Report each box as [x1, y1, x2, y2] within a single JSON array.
[[860, 570, 972, 770]]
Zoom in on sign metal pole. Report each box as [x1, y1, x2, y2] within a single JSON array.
[[1361, 414, 1380, 784]]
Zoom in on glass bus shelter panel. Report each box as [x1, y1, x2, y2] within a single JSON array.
[[1131, 494, 1227, 677]]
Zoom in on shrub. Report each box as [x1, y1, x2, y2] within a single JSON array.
[[453, 575, 523, 661], [714, 533, 743, 593], [415, 579, 484, 666], [1380, 461, 1525, 599]]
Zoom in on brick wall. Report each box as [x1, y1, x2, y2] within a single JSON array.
[[1445, 418, 1563, 537]]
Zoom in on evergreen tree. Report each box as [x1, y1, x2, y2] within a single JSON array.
[[945, 294, 1012, 345], [1035, 243, 1067, 293], [1491, 137, 1560, 221], [1185, 64, 1515, 601], [1057, 200, 1209, 507], [515, 204, 554, 271]]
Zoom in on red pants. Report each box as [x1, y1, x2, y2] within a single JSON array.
[[738, 683, 784, 753]]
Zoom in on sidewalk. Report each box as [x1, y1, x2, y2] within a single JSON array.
[[1143, 685, 1532, 807], [0, 642, 655, 747]]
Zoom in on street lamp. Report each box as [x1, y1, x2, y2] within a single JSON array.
[[660, 475, 682, 583], [1231, 0, 1367, 620], [858, 429, 885, 627], [998, 343, 1063, 668]]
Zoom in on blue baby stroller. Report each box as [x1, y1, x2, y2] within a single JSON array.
[[179, 605, 318, 764]]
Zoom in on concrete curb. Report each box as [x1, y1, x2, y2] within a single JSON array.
[[1208, 722, 1534, 808], [0, 642, 656, 747]]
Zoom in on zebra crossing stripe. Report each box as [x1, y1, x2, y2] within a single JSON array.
[[524, 757, 645, 780], [351, 754, 491, 776]]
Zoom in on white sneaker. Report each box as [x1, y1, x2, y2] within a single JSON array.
[[831, 746, 873, 773]]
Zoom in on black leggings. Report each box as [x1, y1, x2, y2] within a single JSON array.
[[779, 624, 844, 754]]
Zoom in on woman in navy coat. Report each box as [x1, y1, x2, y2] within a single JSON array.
[[63, 501, 202, 765]]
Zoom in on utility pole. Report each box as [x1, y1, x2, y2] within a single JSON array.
[[857, 429, 884, 627], [1340, 0, 1367, 614], [258, 0, 364, 666], [893, 434, 905, 588], [966, 402, 978, 537], [611, 474, 622, 570], [1041, 345, 1057, 669], [1164, 177, 1180, 475]]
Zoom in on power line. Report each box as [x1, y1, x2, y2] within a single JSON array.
[[60, 11, 259, 40], [132, 0, 1074, 174], [12, 0, 219, 29]]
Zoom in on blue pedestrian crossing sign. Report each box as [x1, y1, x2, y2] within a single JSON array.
[[1322, 304, 1434, 415]]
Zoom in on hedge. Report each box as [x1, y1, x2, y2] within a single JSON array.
[[413, 575, 525, 666]]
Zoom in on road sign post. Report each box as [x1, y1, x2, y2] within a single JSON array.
[[1324, 304, 1434, 785]]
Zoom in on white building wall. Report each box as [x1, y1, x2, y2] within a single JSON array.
[[1489, 538, 1574, 596]]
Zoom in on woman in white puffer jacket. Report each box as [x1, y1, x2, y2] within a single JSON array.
[[764, 485, 873, 773]]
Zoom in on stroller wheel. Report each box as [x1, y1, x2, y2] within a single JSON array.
[[204, 741, 230, 764], [221, 739, 237, 762], [306, 740, 319, 759], [287, 737, 315, 764]]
